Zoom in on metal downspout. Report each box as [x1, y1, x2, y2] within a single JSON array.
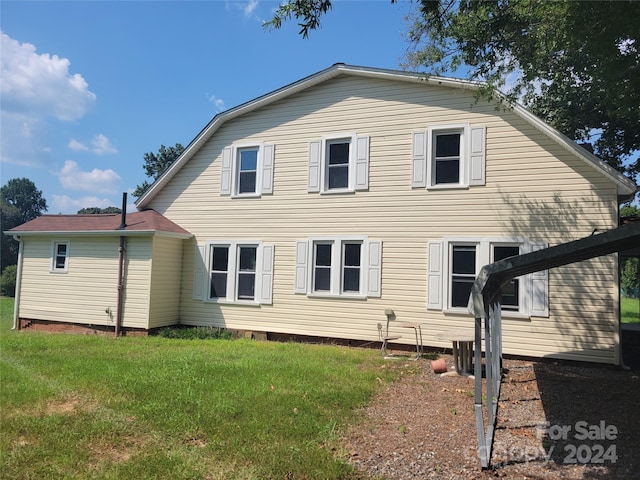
[[115, 193, 128, 337], [115, 236, 125, 337], [12, 236, 23, 330]]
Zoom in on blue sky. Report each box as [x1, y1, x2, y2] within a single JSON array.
[[1, 0, 415, 213]]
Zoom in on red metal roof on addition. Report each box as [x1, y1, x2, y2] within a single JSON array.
[[7, 209, 191, 236]]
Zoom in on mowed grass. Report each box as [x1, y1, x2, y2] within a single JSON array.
[[0, 298, 401, 479], [622, 296, 640, 323]]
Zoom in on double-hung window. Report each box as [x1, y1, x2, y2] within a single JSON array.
[[326, 139, 350, 190], [433, 131, 462, 185], [193, 241, 274, 305], [427, 238, 548, 318], [412, 124, 486, 189], [295, 237, 381, 298], [307, 134, 370, 193], [237, 147, 258, 194], [51, 241, 69, 273], [220, 143, 274, 197], [450, 244, 477, 308]]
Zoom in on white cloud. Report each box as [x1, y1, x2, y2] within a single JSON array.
[[226, 1, 262, 20], [68, 139, 89, 151], [0, 33, 97, 168], [208, 94, 226, 112], [55, 160, 121, 194], [1, 32, 96, 121], [51, 194, 115, 214], [68, 134, 118, 155]]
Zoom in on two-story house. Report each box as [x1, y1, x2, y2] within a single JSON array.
[[9, 64, 637, 364]]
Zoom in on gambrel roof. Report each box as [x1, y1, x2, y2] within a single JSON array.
[[135, 63, 637, 208]]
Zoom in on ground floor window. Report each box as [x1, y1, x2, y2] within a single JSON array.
[[428, 237, 546, 317], [296, 237, 381, 298], [195, 241, 273, 304]]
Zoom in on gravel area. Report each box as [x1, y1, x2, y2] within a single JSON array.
[[341, 353, 640, 479]]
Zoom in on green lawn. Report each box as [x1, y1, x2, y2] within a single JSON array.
[[622, 296, 640, 323], [0, 297, 404, 479]]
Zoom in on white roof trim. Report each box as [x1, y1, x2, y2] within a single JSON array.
[[8, 230, 192, 239], [135, 63, 636, 208]]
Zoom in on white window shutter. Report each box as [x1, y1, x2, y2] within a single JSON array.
[[220, 146, 233, 195], [367, 240, 382, 297], [354, 135, 369, 191], [469, 125, 486, 186], [308, 140, 321, 193], [427, 241, 443, 310], [294, 241, 309, 293], [259, 244, 274, 304], [411, 131, 427, 188], [193, 244, 206, 300], [262, 144, 274, 194], [530, 242, 549, 317]]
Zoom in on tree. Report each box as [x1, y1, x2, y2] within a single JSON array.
[[265, 0, 640, 189], [133, 143, 185, 198], [0, 264, 17, 297], [77, 207, 122, 214], [1, 178, 48, 271]]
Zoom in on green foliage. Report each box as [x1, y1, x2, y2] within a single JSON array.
[[264, 0, 333, 38], [266, 0, 639, 195], [0, 265, 17, 297], [133, 143, 185, 198], [76, 206, 122, 214], [157, 325, 236, 340], [621, 204, 640, 218], [0, 311, 400, 479], [1, 178, 48, 271], [622, 257, 639, 298]]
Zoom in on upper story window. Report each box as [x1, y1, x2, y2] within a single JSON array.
[[237, 147, 259, 194], [433, 131, 462, 185], [192, 241, 274, 305], [220, 143, 274, 197], [51, 241, 69, 273], [412, 124, 486, 189], [308, 134, 370, 194], [295, 237, 381, 298]]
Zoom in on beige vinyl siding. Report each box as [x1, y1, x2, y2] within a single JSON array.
[[149, 75, 620, 363], [119, 237, 153, 329], [147, 236, 184, 328], [18, 236, 122, 326]]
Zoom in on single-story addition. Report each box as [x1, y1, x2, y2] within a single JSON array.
[[8, 210, 191, 333], [8, 64, 637, 364]]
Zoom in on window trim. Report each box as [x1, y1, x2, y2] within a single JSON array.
[[50, 240, 69, 273], [320, 133, 356, 194], [232, 142, 264, 198], [427, 124, 468, 189], [205, 240, 265, 305]]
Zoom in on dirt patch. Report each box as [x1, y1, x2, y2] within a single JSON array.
[[46, 396, 83, 415], [342, 354, 640, 479]]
